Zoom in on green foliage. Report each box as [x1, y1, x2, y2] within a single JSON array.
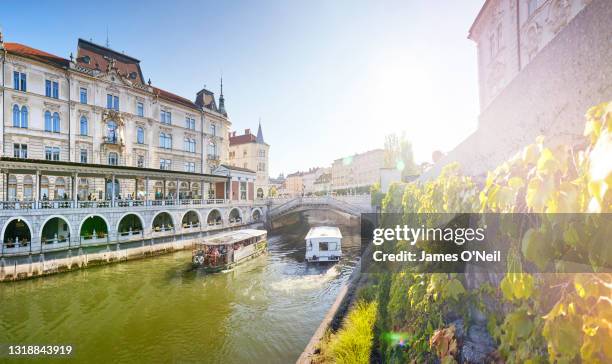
[[369, 102, 612, 363], [370, 183, 385, 208], [328, 301, 378, 364], [383, 132, 418, 177]]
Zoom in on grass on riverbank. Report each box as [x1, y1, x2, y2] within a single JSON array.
[[316, 300, 378, 364]]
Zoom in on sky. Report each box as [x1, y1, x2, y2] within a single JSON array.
[[1, 0, 484, 177]]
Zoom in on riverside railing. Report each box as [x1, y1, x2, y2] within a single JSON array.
[[0, 198, 231, 210]]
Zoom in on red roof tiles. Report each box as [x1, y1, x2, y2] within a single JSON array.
[[5, 43, 70, 68], [229, 133, 257, 146]]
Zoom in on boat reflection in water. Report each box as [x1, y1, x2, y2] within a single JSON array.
[[192, 229, 268, 272]]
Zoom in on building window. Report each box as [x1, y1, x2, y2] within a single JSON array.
[[80, 149, 88, 163], [210, 123, 216, 136], [13, 71, 26, 91], [184, 138, 196, 153], [258, 149, 266, 157], [137, 127, 145, 144], [107, 121, 118, 142], [45, 111, 52, 131], [45, 146, 60, 161], [45, 80, 59, 98], [52, 112, 61, 133], [13, 144, 27, 159], [80, 87, 88, 104], [185, 117, 195, 130], [137, 155, 144, 168], [496, 23, 502, 51], [137, 102, 144, 117], [11, 105, 28, 128], [489, 33, 495, 59], [159, 132, 172, 149], [44, 112, 61, 133], [208, 141, 217, 158], [108, 152, 118, 166], [528, 0, 539, 17], [240, 182, 247, 200], [184, 162, 195, 173], [107, 94, 119, 110], [161, 110, 172, 124], [160, 159, 172, 170], [80, 116, 88, 136]]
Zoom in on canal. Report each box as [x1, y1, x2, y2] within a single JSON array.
[[0, 210, 361, 363]]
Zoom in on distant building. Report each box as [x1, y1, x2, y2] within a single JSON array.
[[302, 167, 328, 195], [228, 123, 269, 198], [331, 149, 384, 192], [422, 0, 611, 179], [284, 171, 304, 196], [313, 172, 332, 195]]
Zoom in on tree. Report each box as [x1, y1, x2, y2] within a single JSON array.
[[268, 186, 278, 197], [384, 132, 418, 179]]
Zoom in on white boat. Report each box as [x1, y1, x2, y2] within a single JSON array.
[[305, 226, 342, 262]]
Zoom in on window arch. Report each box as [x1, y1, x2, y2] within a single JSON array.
[[137, 127, 144, 144], [20, 106, 28, 128], [45, 111, 52, 131], [12, 105, 20, 127], [80, 116, 88, 136], [208, 141, 217, 157], [52, 112, 60, 132], [108, 152, 118, 166]]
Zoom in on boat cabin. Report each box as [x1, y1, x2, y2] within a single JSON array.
[[192, 229, 267, 272], [305, 226, 342, 262]]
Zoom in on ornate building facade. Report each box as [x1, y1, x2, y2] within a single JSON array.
[[0, 34, 264, 280]]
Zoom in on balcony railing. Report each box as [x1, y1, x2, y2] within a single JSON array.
[[103, 135, 124, 146], [0, 198, 232, 210], [207, 154, 220, 161]]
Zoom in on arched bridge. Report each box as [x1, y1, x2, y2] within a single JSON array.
[[267, 195, 372, 220]]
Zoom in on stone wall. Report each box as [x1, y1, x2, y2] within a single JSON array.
[[422, 0, 612, 180]]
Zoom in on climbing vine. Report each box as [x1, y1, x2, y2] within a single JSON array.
[[370, 101, 612, 363]]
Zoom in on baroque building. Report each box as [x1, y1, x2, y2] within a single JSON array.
[[0, 34, 264, 280], [228, 122, 270, 198]]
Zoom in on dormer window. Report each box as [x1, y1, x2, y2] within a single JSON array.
[[129, 72, 137, 80], [82, 55, 90, 64]]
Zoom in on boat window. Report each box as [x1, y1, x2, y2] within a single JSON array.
[[319, 242, 329, 251]]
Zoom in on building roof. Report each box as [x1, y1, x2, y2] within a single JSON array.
[[195, 88, 219, 112], [197, 229, 267, 246], [4, 42, 70, 68], [229, 133, 257, 146], [76, 38, 145, 84], [305, 226, 342, 240], [153, 86, 201, 111], [0, 157, 227, 181], [256, 122, 265, 143], [219, 164, 256, 174]]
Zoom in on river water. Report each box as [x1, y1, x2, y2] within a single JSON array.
[[0, 210, 360, 364]]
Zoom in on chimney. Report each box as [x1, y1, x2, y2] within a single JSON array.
[[245, 128, 251, 135]]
